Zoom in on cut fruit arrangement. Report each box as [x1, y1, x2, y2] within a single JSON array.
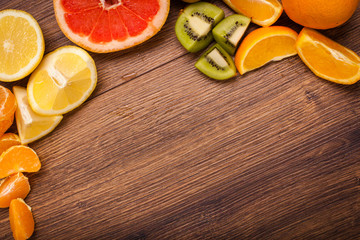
[[176, 0, 360, 84], [1, 0, 171, 238], [1, 0, 360, 238]]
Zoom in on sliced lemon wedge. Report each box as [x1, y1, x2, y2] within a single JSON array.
[[13, 86, 62, 145], [27, 46, 97, 116]]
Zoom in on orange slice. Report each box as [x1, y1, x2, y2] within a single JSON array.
[[235, 26, 298, 75], [0, 133, 21, 155], [223, 0, 283, 27], [0, 173, 30, 208], [9, 198, 35, 240], [53, 0, 170, 53], [296, 28, 360, 85], [0, 145, 41, 179]]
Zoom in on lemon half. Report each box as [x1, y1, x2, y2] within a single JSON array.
[[0, 9, 45, 82]]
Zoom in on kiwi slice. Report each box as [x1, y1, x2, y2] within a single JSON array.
[[195, 43, 237, 80], [175, 2, 225, 52], [212, 14, 250, 55]]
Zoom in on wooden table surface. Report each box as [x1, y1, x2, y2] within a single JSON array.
[[1, 1, 360, 239]]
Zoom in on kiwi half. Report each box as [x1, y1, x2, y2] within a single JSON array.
[[195, 43, 237, 80], [175, 2, 225, 52], [212, 14, 250, 55]]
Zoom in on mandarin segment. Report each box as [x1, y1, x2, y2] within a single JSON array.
[[296, 28, 360, 84], [0, 173, 30, 208], [0, 86, 17, 120], [9, 198, 35, 240], [0, 114, 14, 137], [0, 145, 41, 179], [0, 133, 21, 155]]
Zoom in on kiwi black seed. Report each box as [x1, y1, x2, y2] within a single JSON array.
[[175, 2, 224, 52], [195, 43, 237, 80], [212, 14, 250, 55]]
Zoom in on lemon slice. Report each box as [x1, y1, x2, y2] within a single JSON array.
[[0, 9, 45, 82], [13, 86, 63, 145], [27, 46, 97, 115]]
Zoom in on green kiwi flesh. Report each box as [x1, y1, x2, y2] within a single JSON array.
[[175, 2, 225, 52], [195, 43, 237, 80], [212, 14, 250, 55]]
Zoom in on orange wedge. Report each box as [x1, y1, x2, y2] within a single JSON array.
[[296, 28, 360, 85], [9, 198, 35, 240], [0, 173, 30, 208], [0, 133, 21, 155], [0, 145, 41, 178], [223, 0, 283, 27], [235, 26, 298, 75]]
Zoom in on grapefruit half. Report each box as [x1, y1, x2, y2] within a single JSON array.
[[54, 0, 170, 53]]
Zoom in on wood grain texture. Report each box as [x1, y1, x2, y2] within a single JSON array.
[[1, 1, 360, 239]]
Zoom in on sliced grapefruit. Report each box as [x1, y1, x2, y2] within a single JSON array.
[[53, 0, 170, 53]]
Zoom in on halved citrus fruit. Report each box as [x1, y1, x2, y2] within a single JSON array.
[[0, 173, 30, 208], [296, 28, 360, 85], [0, 133, 21, 155], [0, 145, 41, 179], [27, 46, 97, 116], [0, 9, 45, 82], [53, 0, 170, 53], [235, 26, 298, 74], [223, 0, 283, 27], [13, 86, 63, 145], [9, 198, 35, 240]]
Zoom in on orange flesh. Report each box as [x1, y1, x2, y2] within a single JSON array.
[[0, 173, 30, 208], [230, 0, 282, 24], [0, 133, 21, 155], [61, 0, 160, 43], [9, 198, 34, 240], [0, 114, 14, 137], [0, 86, 16, 120], [297, 28, 360, 80], [243, 36, 297, 70], [0, 145, 41, 178]]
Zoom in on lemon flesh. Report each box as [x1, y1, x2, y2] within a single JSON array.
[[0, 9, 44, 82], [13, 86, 63, 145], [27, 46, 97, 116]]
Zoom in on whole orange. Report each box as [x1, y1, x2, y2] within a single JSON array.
[[282, 0, 360, 29]]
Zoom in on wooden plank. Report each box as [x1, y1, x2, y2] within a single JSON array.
[[1, 0, 360, 239]]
